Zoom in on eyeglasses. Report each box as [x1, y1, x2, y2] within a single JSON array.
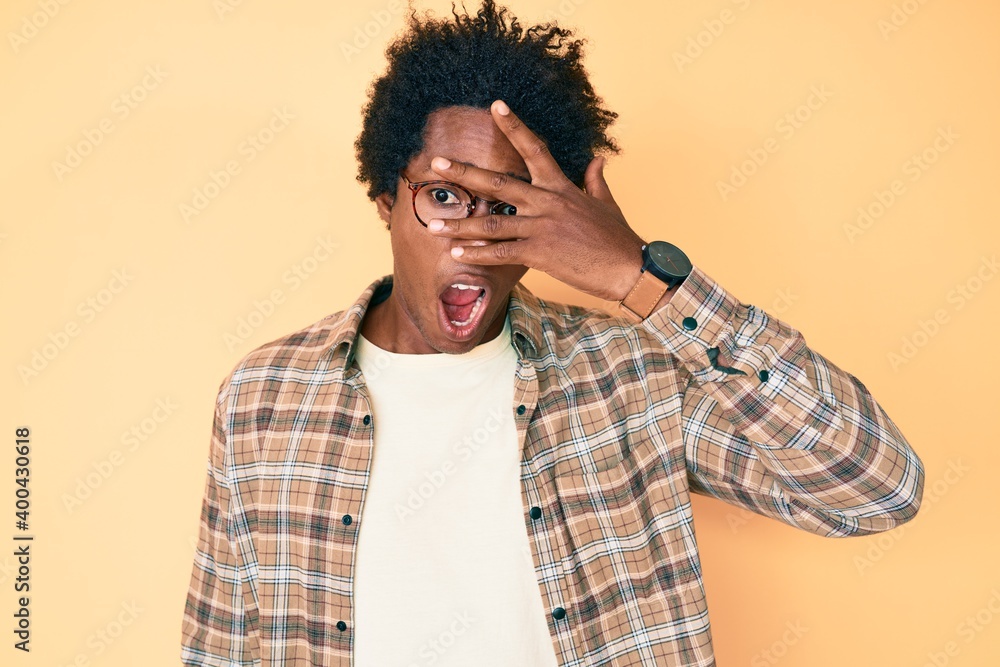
[[399, 170, 517, 227]]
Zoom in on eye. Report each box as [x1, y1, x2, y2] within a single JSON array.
[[493, 202, 517, 216], [427, 187, 462, 206]]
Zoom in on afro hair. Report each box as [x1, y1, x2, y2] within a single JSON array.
[[354, 0, 621, 227]]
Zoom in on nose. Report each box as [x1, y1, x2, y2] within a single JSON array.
[[468, 197, 496, 217]]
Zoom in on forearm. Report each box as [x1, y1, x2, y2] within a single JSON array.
[[638, 264, 925, 534]]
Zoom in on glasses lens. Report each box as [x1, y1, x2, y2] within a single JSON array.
[[492, 202, 517, 216], [415, 184, 473, 221]]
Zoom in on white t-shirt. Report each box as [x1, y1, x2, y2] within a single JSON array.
[[353, 314, 560, 667]]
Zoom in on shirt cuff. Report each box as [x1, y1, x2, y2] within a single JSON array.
[[640, 263, 845, 448], [640, 264, 747, 381]]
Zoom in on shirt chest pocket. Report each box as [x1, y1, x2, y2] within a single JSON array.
[[553, 444, 656, 566], [551, 436, 702, 622]]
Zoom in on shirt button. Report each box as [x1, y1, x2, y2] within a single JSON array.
[[682, 316, 698, 331], [342, 514, 353, 526], [758, 369, 770, 382], [516, 404, 526, 415], [363, 414, 371, 426], [552, 606, 566, 620], [336, 620, 347, 632], [529, 506, 542, 520]]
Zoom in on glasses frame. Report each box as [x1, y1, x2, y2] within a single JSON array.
[[399, 170, 516, 227]]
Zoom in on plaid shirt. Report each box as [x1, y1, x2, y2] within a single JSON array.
[[181, 265, 924, 666]]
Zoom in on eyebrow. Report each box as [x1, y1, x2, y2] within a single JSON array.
[[421, 160, 531, 184]]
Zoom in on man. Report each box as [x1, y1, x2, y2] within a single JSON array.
[[181, 2, 924, 665]]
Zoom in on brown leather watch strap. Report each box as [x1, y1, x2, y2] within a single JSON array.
[[619, 270, 669, 323]]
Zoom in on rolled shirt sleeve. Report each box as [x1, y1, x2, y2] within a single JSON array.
[[640, 265, 925, 537]]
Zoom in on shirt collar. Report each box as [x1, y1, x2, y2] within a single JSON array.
[[322, 274, 545, 369]]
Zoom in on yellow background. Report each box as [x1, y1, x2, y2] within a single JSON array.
[[3, 0, 998, 664]]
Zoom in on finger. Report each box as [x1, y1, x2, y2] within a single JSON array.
[[430, 156, 535, 205], [426, 213, 530, 241], [490, 100, 567, 184], [450, 239, 527, 266], [583, 156, 617, 205]]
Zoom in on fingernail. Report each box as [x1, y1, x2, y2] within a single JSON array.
[[432, 157, 451, 170], [428, 219, 444, 231], [451, 246, 464, 257], [495, 100, 510, 116]]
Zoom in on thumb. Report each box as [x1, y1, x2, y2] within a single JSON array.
[[583, 156, 618, 208]]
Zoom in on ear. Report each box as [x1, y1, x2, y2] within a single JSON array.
[[375, 191, 395, 229]]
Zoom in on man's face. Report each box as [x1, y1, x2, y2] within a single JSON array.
[[373, 105, 530, 355]]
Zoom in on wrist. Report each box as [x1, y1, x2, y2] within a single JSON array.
[[652, 284, 676, 310], [617, 240, 690, 322], [615, 239, 647, 302]]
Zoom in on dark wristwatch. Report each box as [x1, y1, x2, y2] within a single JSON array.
[[619, 241, 693, 322]]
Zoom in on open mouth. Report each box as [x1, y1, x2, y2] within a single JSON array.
[[438, 281, 490, 341]]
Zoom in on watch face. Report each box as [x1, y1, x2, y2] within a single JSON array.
[[647, 241, 692, 279]]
